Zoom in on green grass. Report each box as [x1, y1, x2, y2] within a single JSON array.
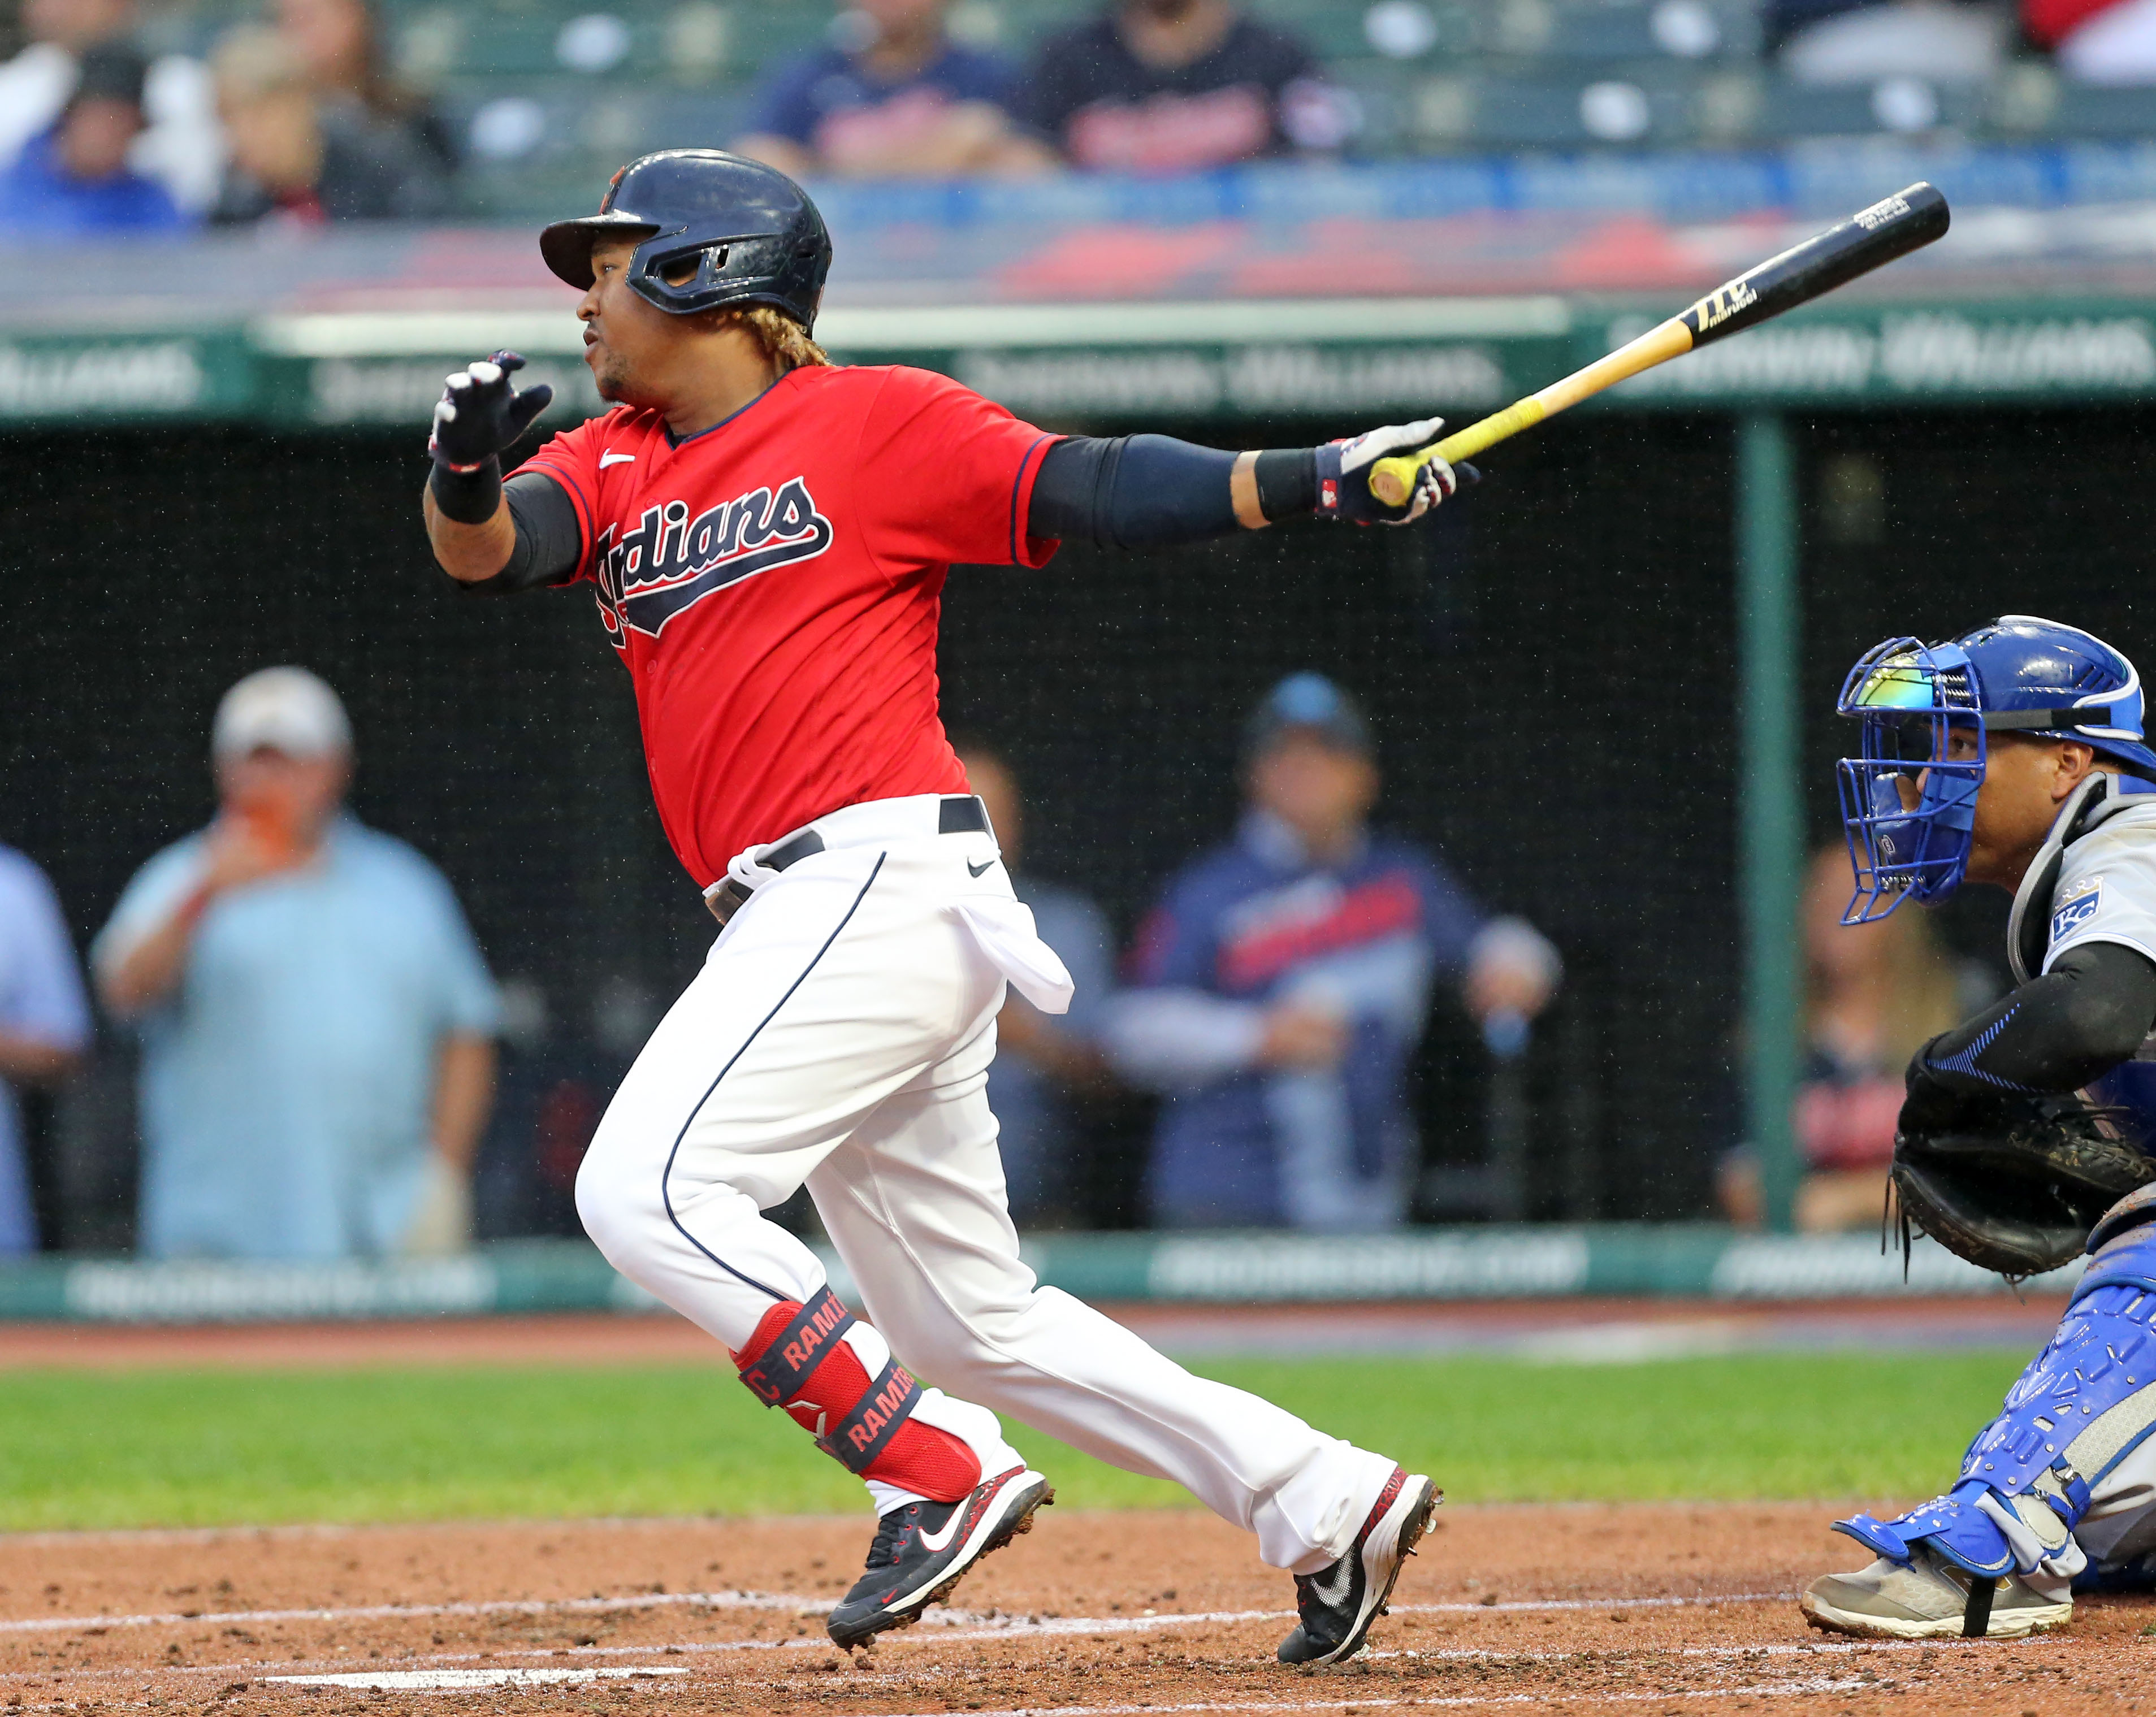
[[0, 1353, 2027, 1532]]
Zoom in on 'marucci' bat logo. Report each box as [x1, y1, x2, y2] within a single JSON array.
[[1685, 279, 1757, 335], [593, 477, 833, 642]]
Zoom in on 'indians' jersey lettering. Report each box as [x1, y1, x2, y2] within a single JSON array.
[[516, 364, 1059, 886], [595, 476, 833, 641]]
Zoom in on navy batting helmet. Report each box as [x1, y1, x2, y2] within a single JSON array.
[[1835, 614, 2155, 921], [539, 150, 832, 331]]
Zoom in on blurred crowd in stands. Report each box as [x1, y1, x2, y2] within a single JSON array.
[[0, 0, 445, 227], [0, 667, 1564, 1260], [0, 0, 2149, 233], [1716, 846, 1997, 1235]]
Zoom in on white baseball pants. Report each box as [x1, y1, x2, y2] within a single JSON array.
[[575, 794, 1398, 1573]]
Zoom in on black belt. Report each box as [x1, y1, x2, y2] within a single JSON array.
[[704, 795, 990, 927]]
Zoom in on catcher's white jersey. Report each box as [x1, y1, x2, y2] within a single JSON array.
[[2041, 799, 2156, 975]]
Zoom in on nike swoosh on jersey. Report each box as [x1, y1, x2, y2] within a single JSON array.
[[967, 857, 996, 877], [599, 452, 636, 467], [916, 1508, 967, 1553]]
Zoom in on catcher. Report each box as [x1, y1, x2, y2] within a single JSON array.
[[1802, 614, 2156, 1641]]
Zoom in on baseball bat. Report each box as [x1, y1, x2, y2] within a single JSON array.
[[1366, 182, 1950, 506]]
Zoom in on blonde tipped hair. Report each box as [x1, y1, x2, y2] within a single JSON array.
[[715, 305, 830, 375]]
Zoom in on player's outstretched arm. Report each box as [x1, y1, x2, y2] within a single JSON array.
[[422, 352, 569, 588], [1028, 420, 1470, 550]]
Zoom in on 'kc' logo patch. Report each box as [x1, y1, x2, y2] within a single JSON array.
[[593, 476, 833, 643], [2051, 880, 2104, 946]]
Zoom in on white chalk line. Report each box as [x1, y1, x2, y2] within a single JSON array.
[[0, 1586, 1793, 1640], [1363, 1638, 2027, 1665], [808, 1683, 1884, 1717], [0, 1585, 817, 1636], [0, 1607, 2028, 1698], [1396, 1592, 1795, 1616], [267, 1665, 694, 1690]]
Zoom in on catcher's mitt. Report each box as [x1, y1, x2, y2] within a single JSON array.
[[1891, 1087, 2156, 1277]]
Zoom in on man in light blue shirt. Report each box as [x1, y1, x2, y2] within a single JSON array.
[[93, 668, 501, 1260], [0, 844, 92, 1253]]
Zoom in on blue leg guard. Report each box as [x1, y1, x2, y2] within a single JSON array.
[[1835, 1481, 2020, 1578], [1834, 1277, 2156, 1592]]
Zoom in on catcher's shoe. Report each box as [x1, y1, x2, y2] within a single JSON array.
[[1800, 1547, 2071, 1640], [825, 1465, 1052, 1649], [1277, 1467, 1440, 1666]]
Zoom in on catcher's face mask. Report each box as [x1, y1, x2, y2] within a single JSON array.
[[1836, 637, 1986, 923]]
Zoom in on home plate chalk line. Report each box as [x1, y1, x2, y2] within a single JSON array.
[[0, 1587, 1793, 1637], [267, 1666, 692, 1689], [0, 1627, 2027, 1698]]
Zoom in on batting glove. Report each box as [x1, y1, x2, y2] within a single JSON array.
[[428, 351, 554, 472], [1316, 417, 1460, 526]]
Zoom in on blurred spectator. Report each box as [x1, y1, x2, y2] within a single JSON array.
[[1768, 0, 2005, 84], [2030, 0, 2156, 81], [1107, 674, 1560, 1232], [271, 0, 454, 168], [734, 0, 1050, 177], [209, 27, 449, 225], [0, 844, 90, 1256], [954, 740, 1117, 1226], [1717, 846, 1984, 1233], [91, 668, 500, 1261], [0, 0, 221, 214], [0, 44, 185, 233], [1019, 0, 1350, 172]]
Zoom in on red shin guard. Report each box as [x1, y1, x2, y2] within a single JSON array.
[[733, 1289, 980, 1504]]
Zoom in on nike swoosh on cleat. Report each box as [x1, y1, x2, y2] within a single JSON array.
[[967, 858, 995, 877], [599, 452, 635, 467], [1309, 1559, 1355, 1606], [916, 1510, 966, 1554]]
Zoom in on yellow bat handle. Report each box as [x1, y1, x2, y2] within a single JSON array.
[[1367, 318, 1695, 506]]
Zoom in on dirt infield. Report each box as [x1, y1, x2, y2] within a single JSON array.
[[0, 1502, 2146, 1715]]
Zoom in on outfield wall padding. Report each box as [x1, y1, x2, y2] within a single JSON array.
[[0, 1230, 2076, 1324]]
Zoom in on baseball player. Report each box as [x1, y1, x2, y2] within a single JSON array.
[[422, 148, 1460, 1662], [1800, 615, 2156, 1640]]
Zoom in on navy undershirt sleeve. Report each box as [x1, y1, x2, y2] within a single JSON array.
[[1921, 941, 2156, 1096], [456, 470, 584, 595], [1029, 435, 1241, 549]]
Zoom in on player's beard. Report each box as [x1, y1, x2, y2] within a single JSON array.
[[586, 333, 659, 408], [591, 346, 637, 404]]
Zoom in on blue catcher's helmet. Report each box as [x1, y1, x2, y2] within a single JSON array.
[[539, 149, 832, 331], [1837, 614, 2156, 923]]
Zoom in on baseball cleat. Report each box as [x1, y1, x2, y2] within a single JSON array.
[[825, 1465, 1053, 1649], [1277, 1467, 1440, 1666], [1800, 1548, 2072, 1640]]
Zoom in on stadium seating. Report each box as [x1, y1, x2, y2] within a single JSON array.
[[129, 0, 2156, 218]]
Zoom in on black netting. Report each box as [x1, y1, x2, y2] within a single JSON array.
[[15, 408, 2123, 1242]]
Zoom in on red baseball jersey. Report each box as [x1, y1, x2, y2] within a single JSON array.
[[518, 364, 1060, 887]]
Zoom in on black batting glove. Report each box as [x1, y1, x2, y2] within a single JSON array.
[[428, 351, 554, 472], [1314, 417, 1465, 526]]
